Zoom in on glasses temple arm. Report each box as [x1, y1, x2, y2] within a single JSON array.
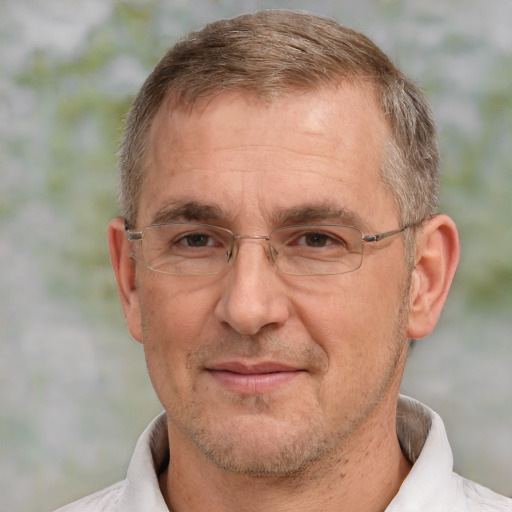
[[362, 225, 408, 243]]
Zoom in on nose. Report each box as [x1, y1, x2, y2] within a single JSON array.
[[214, 239, 290, 336]]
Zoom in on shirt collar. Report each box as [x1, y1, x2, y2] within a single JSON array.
[[387, 395, 467, 511], [119, 412, 169, 511]]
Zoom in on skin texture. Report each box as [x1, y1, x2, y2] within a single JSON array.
[[108, 86, 460, 512]]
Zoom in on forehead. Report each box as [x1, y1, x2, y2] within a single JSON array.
[[140, 86, 395, 229]]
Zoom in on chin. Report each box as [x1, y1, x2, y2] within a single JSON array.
[[186, 413, 335, 477]]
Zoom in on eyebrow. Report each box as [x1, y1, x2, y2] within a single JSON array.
[[151, 200, 225, 225], [150, 200, 370, 231], [270, 203, 371, 231]]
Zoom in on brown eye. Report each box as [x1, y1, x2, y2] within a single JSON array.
[[295, 231, 346, 249], [178, 233, 212, 247], [303, 232, 330, 247]]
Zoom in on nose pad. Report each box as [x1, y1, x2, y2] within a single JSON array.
[[269, 245, 279, 263]]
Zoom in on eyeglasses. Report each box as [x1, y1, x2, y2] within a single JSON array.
[[125, 222, 410, 276]]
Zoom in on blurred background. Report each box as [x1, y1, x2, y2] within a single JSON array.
[[0, 0, 510, 510]]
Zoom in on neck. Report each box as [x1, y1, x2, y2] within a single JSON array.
[[160, 395, 411, 512]]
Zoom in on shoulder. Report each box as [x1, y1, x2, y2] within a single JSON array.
[[51, 412, 169, 512], [458, 475, 512, 512], [52, 480, 125, 512]]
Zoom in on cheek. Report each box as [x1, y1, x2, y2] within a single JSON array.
[[138, 280, 219, 357], [291, 275, 383, 336], [291, 272, 407, 362], [137, 282, 219, 406]]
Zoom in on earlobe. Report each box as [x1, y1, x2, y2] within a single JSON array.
[[406, 214, 460, 340], [107, 217, 143, 343]]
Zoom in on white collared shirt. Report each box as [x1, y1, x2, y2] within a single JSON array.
[[54, 395, 512, 511]]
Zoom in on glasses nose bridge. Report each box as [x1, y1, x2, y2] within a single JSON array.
[[229, 233, 275, 266], [233, 234, 271, 242]]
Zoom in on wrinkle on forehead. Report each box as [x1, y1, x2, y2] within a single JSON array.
[[141, 86, 396, 230], [147, 86, 386, 171]]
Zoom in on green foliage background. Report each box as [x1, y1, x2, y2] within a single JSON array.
[[1, 1, 510, 511]]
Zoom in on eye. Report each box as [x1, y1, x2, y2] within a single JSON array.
[[300, 232, 333, 247], [295, 231, 346, 248], [176, 232, 216, 247], [174, 230, 229, 249]]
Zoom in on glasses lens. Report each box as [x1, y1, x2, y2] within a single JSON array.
[[141, 224, 232, 275], [270, 225, 364, 275]]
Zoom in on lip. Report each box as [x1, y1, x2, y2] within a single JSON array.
[[206, 361, 304, 394]]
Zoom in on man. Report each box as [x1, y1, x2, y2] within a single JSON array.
[[55, 10, 511, 512]]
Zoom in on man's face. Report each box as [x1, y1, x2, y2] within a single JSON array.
[[128, 86, 412, 476]]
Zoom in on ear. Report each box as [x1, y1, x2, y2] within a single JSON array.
[[407, 214, 460, 339], [107, 217, 143, 343]]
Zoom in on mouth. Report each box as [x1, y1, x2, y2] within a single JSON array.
[[205, 362, 305, 394]]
